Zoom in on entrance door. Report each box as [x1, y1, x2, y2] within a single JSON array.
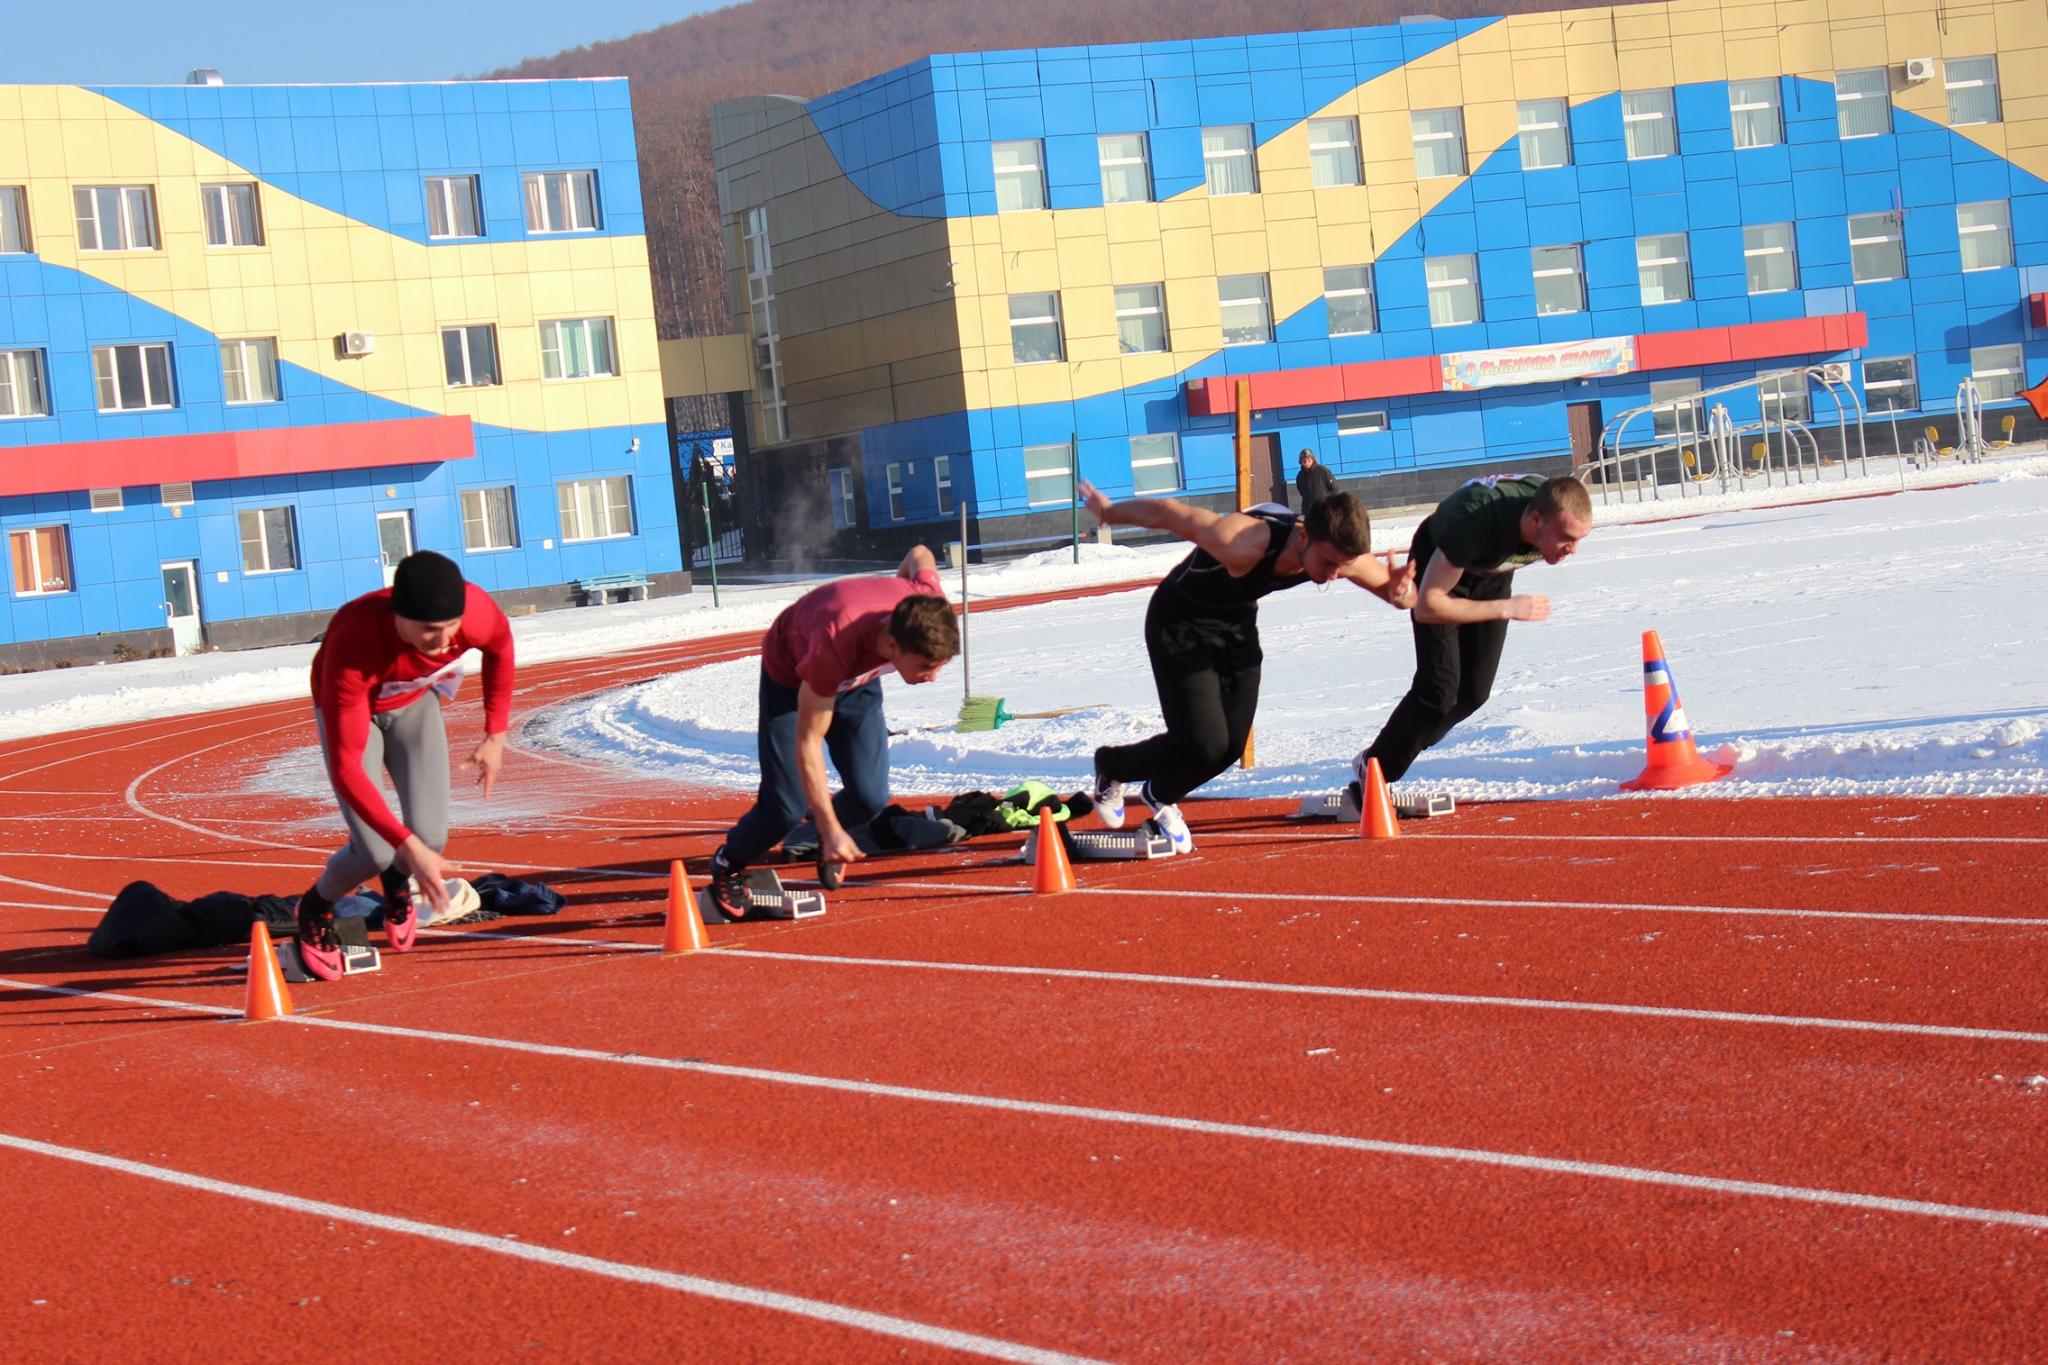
[[376, 510, 414, 586], [1248, 432, 1289, 507], [1566, 400, 1603, 464], [160, 561, 201, 655]]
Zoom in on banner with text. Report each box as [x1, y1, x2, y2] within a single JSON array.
[[1440, 336, 1638, 391]]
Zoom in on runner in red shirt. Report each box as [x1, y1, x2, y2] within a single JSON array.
[[297, 551, 515, 979], [704, 546, 958, 919]]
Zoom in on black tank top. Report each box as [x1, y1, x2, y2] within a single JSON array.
[[1155, 505, 1307, 621]]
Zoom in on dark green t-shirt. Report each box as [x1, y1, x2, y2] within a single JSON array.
[[1412, 475, 1543, 589]]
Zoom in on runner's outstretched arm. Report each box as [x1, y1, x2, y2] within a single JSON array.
[[795, 682, 863, 865], [1338, 550, 1418, 609], [1412, 550, 1551, 624], [1077, 480, 1272, 574]]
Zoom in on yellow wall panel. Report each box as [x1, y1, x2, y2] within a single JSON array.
[[1265, 218, 1321, 270], [1827, 27, 1889, 66], [994, 212, 1055, 254], [1107, 240, 1165, 282], [1160, 228, 1216, 279], [1055, 235, 1112, 289], [1207, 195, 1267, 236], [1563, 42, 1622, 94], [1777, 22, 1837, 73], [1513, 55, 1571, 97], [1210, 230, 1269, 275]]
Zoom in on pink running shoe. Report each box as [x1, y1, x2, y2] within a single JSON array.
[[381, 885, 417, 952], [295, 903, 345, 982]]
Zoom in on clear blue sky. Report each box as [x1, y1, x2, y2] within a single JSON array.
[[0, 1, 731, 85]]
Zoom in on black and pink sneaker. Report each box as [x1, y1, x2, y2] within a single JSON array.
[[295, 901, 345, 982]]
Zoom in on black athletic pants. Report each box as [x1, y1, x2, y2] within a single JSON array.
[[1363, 571, 1512, 782], [1096, 593, 1261, 806]]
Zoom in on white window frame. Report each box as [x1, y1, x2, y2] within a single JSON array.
[[1409, 109, 1465, 181], [1337, 411, 1388, 436], [9, 525, 72, 596], [442, 324, 501, 388], [201, 182, 263, 247], [1097, 133, 1152, 205], [1531, 244, 1585, 316], [1743, 223, 1798, 294], [1650, 378, 1702, 439], [1945, 56, 2001, 127], [1310, 117, 1364, 187], [1217, 274, 1273, 346], [1009, 292, 1065, 364], [1971, 344, 2024, 402], [424, 174, 482, 239], [1324, 265, 1376, 336], [1728, 78, 1784, 149], [1759, 372, 1811, 423], [1836, 68, 1891, 139], [1, 185, 32, 254], [556, 475, 633, 542], [1425, 254, 1481, 327], [992, 140, 1046, 213], [935, 455, 955, 516], [522, 170, 599, 233], [1023, 442, 1075, 507], [1128, 433, 1180, 495], [1114, 283, 1168, 354], [1862, 356, 1917, 412], [885, 462, 905, 521], [460, 486, 520, 552], [1517, 99, 1571, 170], [1957, 201, 2012, 272], [1201, 125, 1258, 196], [1623, 89, 1676, 160], [73, 185, 158, 251], [538, 317, 618, 381], [1847, 212, 1905, 283], [0, 348, 50, 419], [237, 505, 299, 574], [829, 468, 856, 529], [1637, 233, 1691, 305], [92, 342, 177, 411], [220, 337, 280, 405]]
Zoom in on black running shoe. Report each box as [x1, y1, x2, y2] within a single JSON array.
[[707, 855, 751, 922]]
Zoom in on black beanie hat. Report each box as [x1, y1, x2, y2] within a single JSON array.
[[389, 551, 467, 622]]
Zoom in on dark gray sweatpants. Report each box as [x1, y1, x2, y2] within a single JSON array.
[[313, 700, 450, 898]]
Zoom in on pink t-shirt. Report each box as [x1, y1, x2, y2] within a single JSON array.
[[760, 569, 947, 695]]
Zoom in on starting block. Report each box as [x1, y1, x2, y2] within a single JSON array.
[[697, 868, 826, 925], [1291, 786, 1455, 821], [1019, 819, 1176, 863], [274, 915, 381, 982]]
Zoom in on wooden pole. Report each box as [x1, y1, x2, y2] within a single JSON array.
[[1234, 378, 1255, 769]]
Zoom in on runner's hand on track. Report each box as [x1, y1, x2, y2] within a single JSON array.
[[466, 733, 507, 797], [820, 827, 865, 866]]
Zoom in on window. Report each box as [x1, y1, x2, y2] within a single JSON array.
[[0, 186, 30, 253], [539, 317, 617, 379], [201, 183, 262, 246], [1623, 89, 1676, 160], [1743, 223, 1798, 294], [1023, 442, 1074, 506], [92, 343, 176, 411], [828, 468, 856, 529], [1114, 283, 1168, 354], [237, 506, 299, 573], [9, 526, 71, 595], [1637, 233, 1691, 304], [1946, 56, 2000, 127], [1957, 201, 2012, 271], [0, 349, 49, 418], [1325, 265, 1376, 335], [1972, 344, 2023, 401], [1517, 99, 1571, 170], [442, 325, 501, 387], [160, 481, 194, 507], [1337, 411, 1388, 435], [885, 462, 905, 520], [556, 475, 633, 541], [1836, 68, 1891, 138], [460, 487, 519, 551], [1217, 274, 1272, 345], [1425, 254, 1481, 326], [1531, 244, 1584, 315], [1729, 78, 1783, 149], [89, 487, 124, 513], [1863, 356, 1917, 412], [425, 175, 481, 239], [73, 186, 157, 250], [1310, 117, 1363, 187], [220, 337, 280, 404], [522, 170, 599, 233], [1409, 109, 1464, 180], [1009, 292, 1064, 364], [1650, 379, 1701, 439], [1097, 133, 1152, 205], [1202, 125, 1258, 195], [1129, 433, 1180, 495], [741, 206, 786, 442], [992, 140, 1046, 213], [1848, 212, 1905, 283], [1759, 372, 1811, 423], [935, 455, 955, 516]]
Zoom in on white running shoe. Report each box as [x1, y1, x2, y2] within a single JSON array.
[[1138, 784, 1193, 854], [1092, 751, 1127, 830]]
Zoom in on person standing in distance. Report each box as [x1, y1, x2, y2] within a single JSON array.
[[1295, 449, 1339, 509]]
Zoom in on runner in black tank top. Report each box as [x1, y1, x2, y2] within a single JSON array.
[[1077, 479, 1415, 851]]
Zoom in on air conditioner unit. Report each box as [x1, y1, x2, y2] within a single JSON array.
[[1820, 362, 1851, 384], [1903, 56, 1937, 83], [342, 330, 376, 357]]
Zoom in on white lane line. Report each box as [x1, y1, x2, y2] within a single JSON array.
[[7, 977, 2047, 1234], [0, 871, 105, 901], [1208, 830, 2048, 847], [0, 899, 111, 913], [124, 719, 329, 854], [0, 1131, 1097, 1365]]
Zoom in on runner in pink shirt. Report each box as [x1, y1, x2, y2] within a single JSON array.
[[705, 546, 958, 919]]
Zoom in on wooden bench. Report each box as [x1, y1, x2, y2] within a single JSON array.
[[575, 572, 650, 605]]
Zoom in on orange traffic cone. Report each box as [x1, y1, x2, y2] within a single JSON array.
[[1357, 756, 1401, 840], [244, 920, 295, 1021], [1620, 630, 1735, 792], [663, 859, 709, 955], [1031, 805, 1076, 895]]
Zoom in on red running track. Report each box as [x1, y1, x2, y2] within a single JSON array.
[[2, 605, 2046, 1361]]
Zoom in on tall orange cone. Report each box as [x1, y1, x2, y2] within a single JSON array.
[[244, 920, 295, 1021], [1621, 630, 1735, 792], [1357, 756, 1401, 841], [663, 859, 710, 955], [1031, 805, 1077, 895]]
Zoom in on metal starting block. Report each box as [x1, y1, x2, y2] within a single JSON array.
[[1291, 787, 1456, 821], [697, 868, 827, 925], [1019, 819, 1176, 863]]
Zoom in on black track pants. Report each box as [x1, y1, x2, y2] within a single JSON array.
[[1096, 595, 1261, 806], [1363, 572, 1512, 782]]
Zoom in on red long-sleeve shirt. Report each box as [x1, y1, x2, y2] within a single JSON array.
[[310, 582, 515, 848]]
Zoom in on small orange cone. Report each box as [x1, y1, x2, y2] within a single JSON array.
[[244, 920, 295, 1021], [1357, 756, 1401, 841], [1621, 630, 1735, 792], [1031, 805, 1077, 895], [663, 859, 709, 955]]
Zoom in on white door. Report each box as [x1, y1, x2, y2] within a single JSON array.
[[377, 510, 414, 587], [160, 561, 201, 655]]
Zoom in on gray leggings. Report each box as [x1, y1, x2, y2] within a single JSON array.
[[313, 700, 449, 898]]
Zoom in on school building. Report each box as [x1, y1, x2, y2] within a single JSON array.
[[709, 0, 2048, 559], [0, 76, 675, 666]]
